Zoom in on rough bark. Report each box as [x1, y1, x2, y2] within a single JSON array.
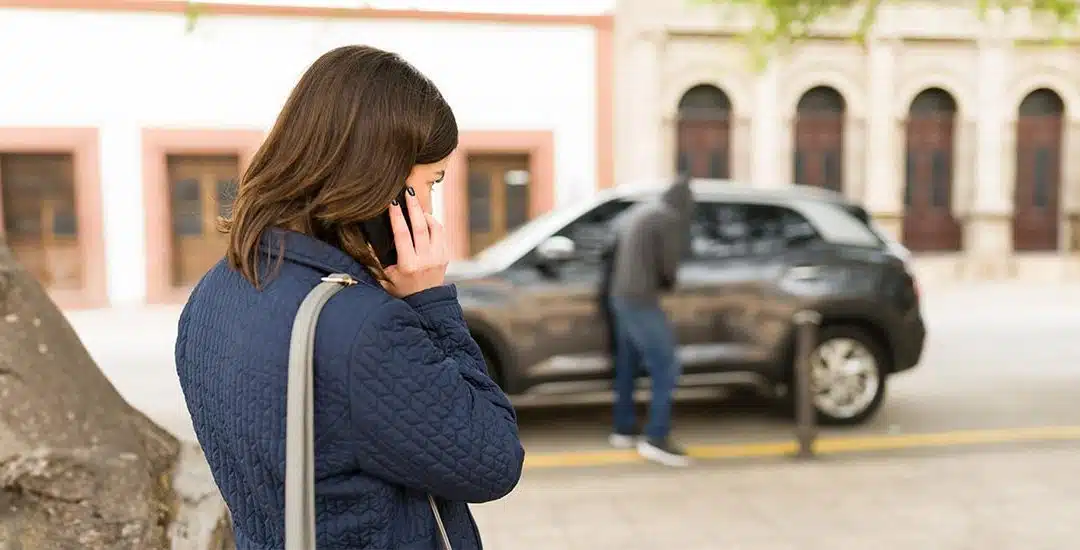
[[0, 241, 229, 549]]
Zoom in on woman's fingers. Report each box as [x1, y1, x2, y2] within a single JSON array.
[[404, 187, 430, 255], [387, 201, 417, 267], [424, 213, 447, 260]]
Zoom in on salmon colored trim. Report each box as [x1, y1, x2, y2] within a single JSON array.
[[142, 128, 265, 304], [595, 24, 614, 190], [0, 128, 106, 310], [444, 131, 556, 259], [0, 0, 614, 27]]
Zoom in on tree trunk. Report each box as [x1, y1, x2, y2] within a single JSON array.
[[0, 241, 232, 549]]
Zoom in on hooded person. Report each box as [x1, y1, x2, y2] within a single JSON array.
[[602, 174, 694, 467]]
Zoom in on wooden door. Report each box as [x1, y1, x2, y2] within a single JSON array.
[[677, 119, 730, 179], [902, 88, 962, 251], [168, 155, 239, 287], [466, 154, 531, 256], [1013, 89, 1064, 252], [0, 153, 82, 289], [793, 86, 845, 192], [676, 85, 731, 179]]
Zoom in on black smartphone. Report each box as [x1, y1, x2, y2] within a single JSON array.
[[360, 187, 412, 267]]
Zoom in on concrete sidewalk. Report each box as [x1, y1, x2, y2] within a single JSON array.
[[472, 445, 1080, 550]]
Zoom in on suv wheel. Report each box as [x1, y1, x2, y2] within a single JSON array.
[[793, 325, 888, 426]]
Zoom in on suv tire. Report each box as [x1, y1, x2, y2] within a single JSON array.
[[782, 324, 889, 426]]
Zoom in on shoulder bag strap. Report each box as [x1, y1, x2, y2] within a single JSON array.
[[284, 273, 453, 550]]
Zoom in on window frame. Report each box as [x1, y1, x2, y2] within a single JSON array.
[[142, 128, 264, 304], [0, 127, 105, 309]]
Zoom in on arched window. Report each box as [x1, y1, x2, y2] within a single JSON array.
[[1014, 88, 1065, 252], [793, 86, 845, 192], [676, 84, 731, 179], [902, 87, 962, 252]]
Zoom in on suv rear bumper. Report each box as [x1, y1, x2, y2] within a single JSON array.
[[891, 311, 926, 373]]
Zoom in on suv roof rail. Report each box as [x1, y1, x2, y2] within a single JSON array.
[[607, 178, 850, 204]]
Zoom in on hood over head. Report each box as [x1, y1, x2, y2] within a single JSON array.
[[660, 173, 694, 220]]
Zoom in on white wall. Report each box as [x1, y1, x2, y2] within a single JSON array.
[[0, 7, 599, 304]]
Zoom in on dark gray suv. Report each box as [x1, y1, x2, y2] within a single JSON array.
[[448, 180, 926, 425]]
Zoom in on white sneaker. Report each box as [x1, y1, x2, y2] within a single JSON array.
[[636, 437, 692, 467], [607, 432, 639, 450]]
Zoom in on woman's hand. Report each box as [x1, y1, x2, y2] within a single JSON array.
[[383, 187, 449, 298]]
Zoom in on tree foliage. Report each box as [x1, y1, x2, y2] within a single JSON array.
[[691, 0, 1080, 43]]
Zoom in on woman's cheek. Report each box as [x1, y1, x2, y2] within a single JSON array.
[[418, 185, 435, 214]]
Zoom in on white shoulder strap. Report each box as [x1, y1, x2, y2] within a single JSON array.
[[284, 273, 452, 550]]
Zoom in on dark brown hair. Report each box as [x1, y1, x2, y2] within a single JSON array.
[[221, 45, 458, 287]]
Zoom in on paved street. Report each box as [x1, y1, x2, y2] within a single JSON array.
[[63, 282, 1080, 548], [473, 445, 1080, 550]]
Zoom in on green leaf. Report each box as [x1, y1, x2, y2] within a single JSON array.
[[184, 1, 203, 34]]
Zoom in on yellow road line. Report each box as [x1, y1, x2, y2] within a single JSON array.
[[523, 425, 1080, 469]]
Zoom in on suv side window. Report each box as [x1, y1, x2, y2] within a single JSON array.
[[691, 202, 819, 260]]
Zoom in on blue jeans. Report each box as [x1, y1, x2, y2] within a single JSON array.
[[608, 296, 682, 441]]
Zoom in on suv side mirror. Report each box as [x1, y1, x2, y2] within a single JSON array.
[[535, 236, 576, 264]]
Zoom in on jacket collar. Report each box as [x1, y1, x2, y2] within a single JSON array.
[[258, 228, 375, 284]]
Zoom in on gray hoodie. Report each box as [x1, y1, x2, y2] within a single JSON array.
[[607, 176, 694, 306]]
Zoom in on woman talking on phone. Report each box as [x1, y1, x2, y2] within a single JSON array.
[[174, 45, 525, 550]]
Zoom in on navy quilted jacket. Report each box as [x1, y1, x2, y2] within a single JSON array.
[[175, 230, 525, 550]]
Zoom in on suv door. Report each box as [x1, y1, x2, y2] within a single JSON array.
[[673, 201, 824, 373], [500, 199, 635, 389], [670, 200, 761, 372]]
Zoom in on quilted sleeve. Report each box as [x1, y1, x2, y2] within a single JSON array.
[[402, 285, 490, 376], [346, 291, 525, 503]]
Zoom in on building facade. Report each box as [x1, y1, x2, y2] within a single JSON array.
[[0, 0, 613, 308], [615, 0, 1080, 284]]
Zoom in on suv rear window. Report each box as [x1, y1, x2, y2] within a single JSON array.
[[794, 200, 884, 248], [841, 203, 902, 247]]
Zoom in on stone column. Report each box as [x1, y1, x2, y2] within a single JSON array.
[[966, 28, 1014, 279], [1063, 119, 1080, 254], [1066, 120, 1080, 278], [751, 61, 781, 187], [844, 117, 868, 202], [731, 115, 753, 182], [973, 44, 1010, 213], [630, 30, 666, 183], [954, 119, 978, 220], [863, 38, 902, 239]]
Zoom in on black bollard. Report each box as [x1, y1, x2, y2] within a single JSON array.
[[792, 310, 822, 459]]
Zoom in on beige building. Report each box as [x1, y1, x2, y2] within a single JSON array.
[[614, 1, 1080, 283]]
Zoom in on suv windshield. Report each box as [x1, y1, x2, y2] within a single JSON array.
[[793, 200, 883, 248]]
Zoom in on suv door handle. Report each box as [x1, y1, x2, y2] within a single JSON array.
[[786, 265, 823, 281]]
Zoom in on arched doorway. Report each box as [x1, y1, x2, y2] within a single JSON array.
[[1013, 88, 1065, 252], [676, 84, 731, 179], [793, 86, 845, 192], [902, 88, 962, 251]]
